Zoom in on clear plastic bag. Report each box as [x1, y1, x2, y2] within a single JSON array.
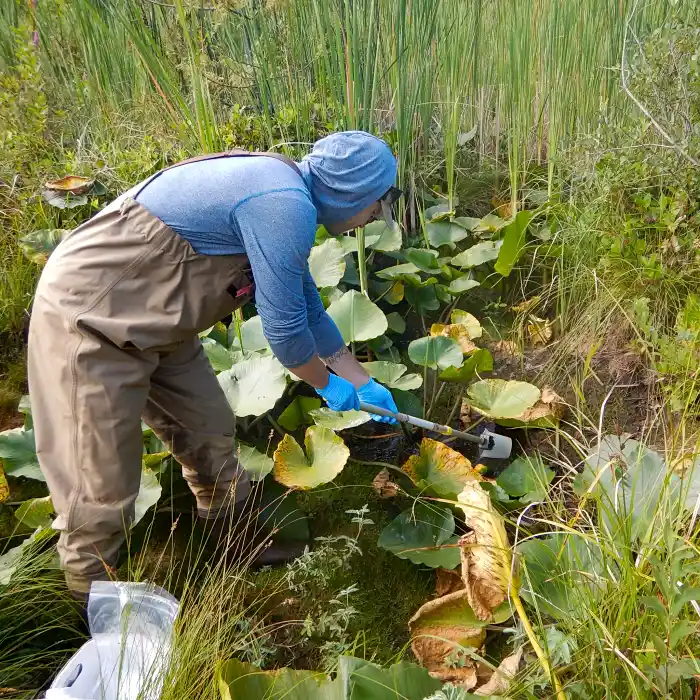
[[47, 582, 179, 700]]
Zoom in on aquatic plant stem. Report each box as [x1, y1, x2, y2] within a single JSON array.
[[512, 592, 567, 700]]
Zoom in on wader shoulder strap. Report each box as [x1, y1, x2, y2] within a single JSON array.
[[133, 149, 303, 198]]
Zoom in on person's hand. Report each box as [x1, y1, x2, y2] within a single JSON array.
[[357, 378, 398, 423], [315, 373, 360, 411]]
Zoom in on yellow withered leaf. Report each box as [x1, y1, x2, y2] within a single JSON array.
[[0, 464, 9, 503], [372, 468, 399, 498], [430, 323, 477, 354], [511, 296, 541, 314], [514, 385, 565, 426], [457, 481, 515, 621], [44, 175, 94, 194], [526, 316, 553, 346], [474, 648, 523, 696]]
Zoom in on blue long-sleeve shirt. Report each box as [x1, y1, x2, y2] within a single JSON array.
[[120, 156, 345, 367]]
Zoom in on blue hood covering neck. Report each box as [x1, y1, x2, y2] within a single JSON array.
[[297, 131, 397, 225]]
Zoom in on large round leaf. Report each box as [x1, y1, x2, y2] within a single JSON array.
[[273, 426, 350, 489], [405, 285, 440, 315], [429, 323, 477, 354], [362, 361, 423, 391], [217, 355, 287, 417], [308, 408, 371, 430], [326, 290, 388, 343], [408, 336, 463, 370], [378, 502, 460, 569], [308, 238, 346, 287], [405, 248, 440, 273], [230, 315, 270, 353], [20, 229, 66, 265], [426, 221, 471, 249], [375, 262, 422, 286], [14, 496, 54, 529], [237, 443, 274, 481], [466, 379, 540, 419], [202, 338, 234, 372], [448, 276, 480, 295], [451, 310, 482, 338], [277, 396, 322, 432], [0, 427, 43, 481], [438, 348, 494, 383], [450, 241, 503, 268], [133, 467, 162, 526], [365, 219, 402, 252]]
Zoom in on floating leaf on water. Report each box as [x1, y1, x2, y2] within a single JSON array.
[[526, 316, 554, 346], [0, 426, 43, 481], [0, 465, 8, 503], [14, 495, 54, 529], [327, 290, 388, 343], [457, 481, 515, 620], [308, 407, 371, 430], [430, 323, 477, 354], [426, 221, 470, 249], [45, 175, 94, 193], [237, 443, 274, 481], [272, 426, 349, 489], [372, 468, 399, 498], [450, 241, 503, 268], [277, 396, 322, 432], [378, 502, 461, 569], [496, 455, 555, 503], [217, 355, 287, 417], [308, 238, 346, 287], [133, 467, 161, 526], [402, 438, 480, 500], [362, 361, 423, 391], [465, 379, 540, 420], [41, 189, 88, 209], [451, 310, 482, 339], [19, 229, 66, 265], [438, 349, 494, 384], [447, 276, 480, 295], [408, 336, 463, 371], [474, 648, 523, 696]]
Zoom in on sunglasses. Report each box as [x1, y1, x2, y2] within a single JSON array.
[[381, 186, 403, 206]]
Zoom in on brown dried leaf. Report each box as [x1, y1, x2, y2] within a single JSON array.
[[474, 648, 523, 696], [492, 340, 519, 358], [457, 482, 514, 621], [435, 567, 464, 597], [515, 385, 565, 425], [0, 465, 9, 504], [526, 316, 553, 346], [44, 175, 94, 194], [372, 468, 398, 498], [430, 323, 477, 353], [511, 296, 541, 314]]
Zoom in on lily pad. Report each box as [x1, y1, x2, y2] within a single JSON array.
[[14, 496, 54, 529], [365, 219, 403, 252], [327, 290, 388, 343], [429, 323, 477, 354], [237, 443, 274, 481], [202, 338, 235, 372], [41, 189, 88, 209], [362, 361, 423, 391], [402, 438, 480, 500], [426, 221, 471, 250], [466, 379, 540, 420], [405, 285, 440, 315], [308, 408, 371, 430], [308, 238, 346, 287], [133, 467, 162, 526], [497, 455, 555, 503], [0, 427, 43, 481], [405, 248, 441, 273], [448, 276, 480, 295], [424, 204, 453, 221], [0, 527, 54, 586], [385, 312, 406, 334], [438, 348, 494, 383], [496, 386, 565, 428], [451, 310, 482, 338], [277, 396, 322, 432], [450, 241, 503, 268], [19, 229, 66, 265], [229, 315, 270, 353], [474, 213, 507, 233], [375, 262, 422, 286], [408, 336, 463, 371], [378, 502, 461, 569], [44, 175, 94, 193], [217, 355, 287, 417], [272, 426, 350, 489]]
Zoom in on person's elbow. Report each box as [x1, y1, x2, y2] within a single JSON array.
[[266, 326, 317, 368]]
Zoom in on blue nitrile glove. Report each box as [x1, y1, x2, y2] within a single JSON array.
[[357, 378, 398, 423], [316, 373, 360, 411]]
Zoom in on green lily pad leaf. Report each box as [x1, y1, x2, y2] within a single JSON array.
[[19, 229, 66, 265], [308, 408, 371, 430], [362, 361, 423, 391], [408, 336, 463, 370], [405, 285, 440, 315], [450, 240, 503, 268], [308, 238, 346, 287], [375, 262, 422, 286], [378, 502, 460, 569], [217, 658, 341, 700], [230, 315, 270, 353], [452, 216, 481, 231], [202, 338, 235, 372], [278, 396, 322, 432], [466, 379, 540, 419], [495, 210, 534, 277], [41, 189, 88, 209], [451, 309, 482, 338], [258, 479, 310, 543], [385, 312, 406, 334], [424, 204, 453, 222], [405, 248, 441, 273], [327, 290, 388, 343], [18, 395, 32, 429], [14, 496, 54, 529], [217, 355, 287, 417], [365, 219, 402, 252], [0, 527, 54, 586], [237, 443, 274, 481], [497, 455, 555, 503], [273, 426, 350, 489], [438, 348, 494, 383], [392, 389, 423, 418], [426, 221, 471, 249], [0, 427, 44, 481], [474, 213, 507, 233], [448, 276, 480, 295], [319, 286, 344, 308], [142, 451, 170, 470], [133, 467, 162, 526], [341, 657, 442, 700], [402, 438, 480, 500]]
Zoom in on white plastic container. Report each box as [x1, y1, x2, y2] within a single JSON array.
[[46, 582, 179, 700]]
